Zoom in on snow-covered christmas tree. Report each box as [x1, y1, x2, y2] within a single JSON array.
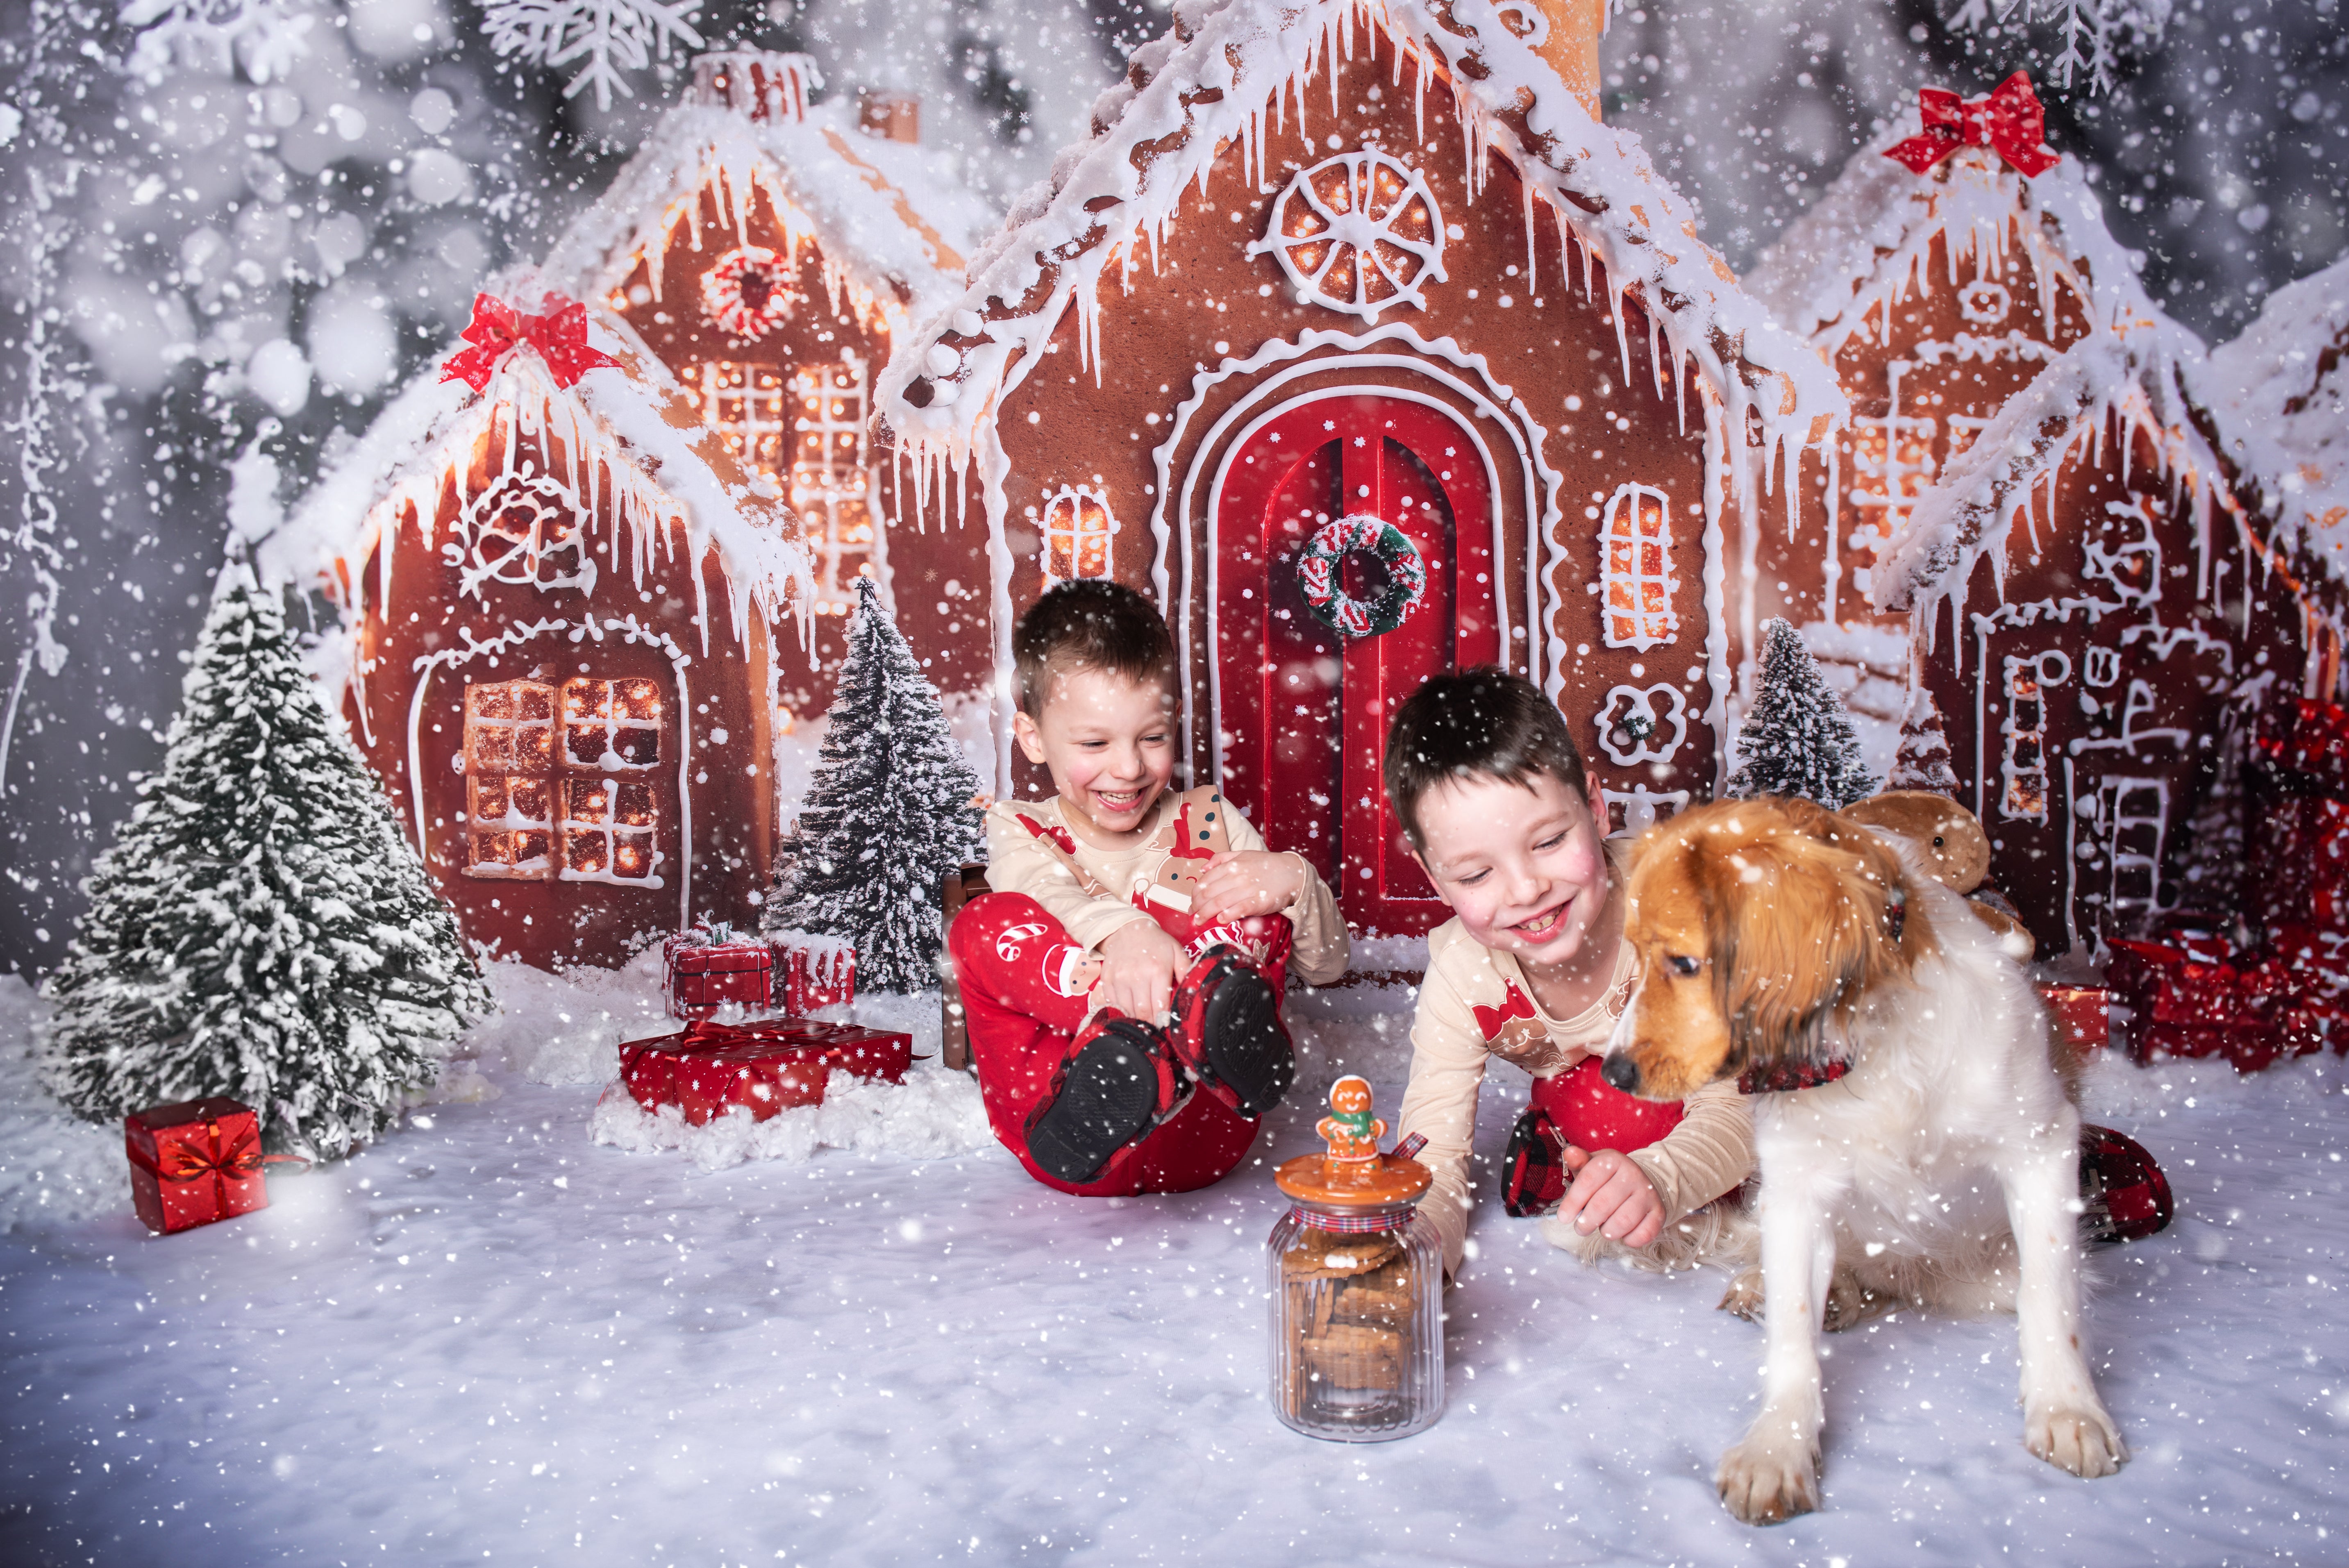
[[766, 576, 986, 993], [40, 568, 489, 1157], [1890, 685, 1962, 796], [1727, 619, 1881, 810]]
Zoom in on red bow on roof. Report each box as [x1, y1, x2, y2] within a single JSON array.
[[439, 292, 618, 393], [1883, 71, 2060, 178], [1473, 980, 1538, 1043]]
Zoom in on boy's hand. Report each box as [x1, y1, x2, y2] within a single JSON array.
[[1553, 1145, 1665, 1248], [1190, 850, 1306, 923], [1096, 920, 1187, 1022]]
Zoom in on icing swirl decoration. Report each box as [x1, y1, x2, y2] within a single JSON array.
[[1295, 514, 1428, 639], [1249, 150, 1447, 323], [701, 246, 795, 341]]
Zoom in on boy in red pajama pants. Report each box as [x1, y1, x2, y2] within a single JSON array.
[[947, 582, 1349, 1193]]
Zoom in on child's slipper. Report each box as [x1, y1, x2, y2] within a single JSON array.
[[1166, 946, 1295, 1118], [1024, 1016, 1184, 1185], [1502, 1104, 1571, 1217], [2079, 1123, 2174, 1243]]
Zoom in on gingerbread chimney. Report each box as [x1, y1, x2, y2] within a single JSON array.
[[689, 50, 817, 123], [1530, 0, 1605, 120], [857, 86, 920, 145]]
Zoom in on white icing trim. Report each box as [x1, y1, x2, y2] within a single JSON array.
[[1594, 684, 1686, 766]]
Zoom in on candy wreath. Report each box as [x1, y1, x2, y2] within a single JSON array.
[[1295, 514, 1428, 639]]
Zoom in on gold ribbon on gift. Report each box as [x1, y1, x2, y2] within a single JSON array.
[[127, 1116, 280, 1212]]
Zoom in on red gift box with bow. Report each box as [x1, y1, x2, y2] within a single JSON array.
[[619, 1017, 913, 1126], [125, 1098, 274, 1235], [663, 925, 775, 1019], [2104, 938, 2333, 1071]]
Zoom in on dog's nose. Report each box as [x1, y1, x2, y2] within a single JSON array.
[[1601, 1054, 1640, 1095]]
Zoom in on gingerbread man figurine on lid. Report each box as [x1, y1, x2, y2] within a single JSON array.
[[1268, 1078, 1443, 1441]]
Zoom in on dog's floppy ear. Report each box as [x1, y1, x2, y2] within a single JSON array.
[[1711, 808, 1916, 1073]]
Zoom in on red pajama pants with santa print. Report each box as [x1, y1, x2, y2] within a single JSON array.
[[948, 891, 1293, 1196]]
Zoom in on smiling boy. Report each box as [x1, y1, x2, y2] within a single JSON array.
[[946, 582, 1349, 1194], [1384, 668, 1752, 1277]]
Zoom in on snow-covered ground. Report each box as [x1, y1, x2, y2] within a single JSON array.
[[2, 966, 2346, 1566]]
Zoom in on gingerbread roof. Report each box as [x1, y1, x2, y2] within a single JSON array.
[[264, 285, 814, 652], [1869, 318, 2222, 639], [2199, 256, 2349, 582], [875, 0, 1842, 490], [1747, 110, 2165, 359], [538, 52, 997, 332]]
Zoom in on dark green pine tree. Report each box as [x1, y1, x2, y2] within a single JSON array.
[[41, 568, 490, 1157], [1725, 618, 1881, 809], [766, 576, 986, 992]]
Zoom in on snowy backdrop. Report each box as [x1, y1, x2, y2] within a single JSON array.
[[3, 0, 2345, 967]]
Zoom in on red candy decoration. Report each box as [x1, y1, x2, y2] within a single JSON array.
[[439, 293, 619, 394], [1884, 72, 2061, 179]]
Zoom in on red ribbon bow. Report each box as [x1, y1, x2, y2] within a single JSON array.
[[439, 293, 619, 393], [1883, 72, 2060, 178], [1473, 980, 1539, 1043]]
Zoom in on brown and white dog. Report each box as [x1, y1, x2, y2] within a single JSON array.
[[1602, 796, 2124, 1525]]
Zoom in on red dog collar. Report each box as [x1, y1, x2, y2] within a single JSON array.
[[1737, 1057, 1853, 1095]]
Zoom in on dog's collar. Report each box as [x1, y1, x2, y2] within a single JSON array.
[[1886, 884, 1907, 944], [1737, 1057, 1853, 1095]]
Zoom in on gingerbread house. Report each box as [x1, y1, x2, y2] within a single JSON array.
[[874, 0, 1844, 936], [264, 292, 813, 968], [1763, 87, 2349, 953], [538, 51, 997, 716]]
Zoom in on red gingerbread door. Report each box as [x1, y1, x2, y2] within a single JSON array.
[[1213, 394, 1499, 936]]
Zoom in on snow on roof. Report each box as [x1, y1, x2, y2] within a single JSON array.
[[1747, 112, 2167, 358], [538, 52, 996, 332], [875, 0, 1843, 499], [263, 285, 814, 659], [1869, 317, 2227, 641], [2199, 255, 2349, 580]]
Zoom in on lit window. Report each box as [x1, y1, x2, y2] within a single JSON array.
[[1999, 651, 2068, 823], [1039, 485, 1118, 585], [1599, 484, 1676, 651], [789, 358, 878, 616], [697, 361, 789, 480], [462, 676, 664, 885], [1849, 412, 1937, 546]]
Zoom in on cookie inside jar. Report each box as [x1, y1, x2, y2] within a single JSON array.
[[1279, 1229, 1420, 1412]]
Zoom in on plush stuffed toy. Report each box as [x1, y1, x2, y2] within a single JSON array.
[[1838, 791, 2037, 958]]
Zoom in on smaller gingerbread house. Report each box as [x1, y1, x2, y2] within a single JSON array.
[[264, 289, 813, 969], [538, 50, 997, 715], [1757, 80, 2349, 956]]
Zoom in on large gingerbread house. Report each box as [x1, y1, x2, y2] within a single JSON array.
[[538, 51, 996, 716], [1758, 91, 2349, 954], [264, 296, 813, 968], [874, 0, 1844, 936]]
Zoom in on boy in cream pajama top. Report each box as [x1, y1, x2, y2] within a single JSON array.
[[1385, 670, 1754, 1278]]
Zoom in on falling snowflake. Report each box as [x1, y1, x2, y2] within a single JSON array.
[[482, 0, 705, 110]]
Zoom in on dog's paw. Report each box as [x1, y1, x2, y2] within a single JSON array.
[[1820, 1266, 1901, 1334], [1717, 1267, 1765, 1320], [2026, 1403, 2128, 1478], [1715, 1436, 1820, 1525]]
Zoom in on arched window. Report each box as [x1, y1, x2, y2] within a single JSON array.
[[1599, 484, 1677, 650], [1039, 486, 1118, 586]]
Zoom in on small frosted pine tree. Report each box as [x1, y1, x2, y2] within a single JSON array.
[[1890, 684, 1962, 796], [1726, 619, 1880, 809], [766, 576, 986, 992], [41, 569, 489, 1156]]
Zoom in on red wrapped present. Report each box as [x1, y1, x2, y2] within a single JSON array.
[[125, 1098, 270, 1235], [2254, 695, 2349, 788], [618, 1016, 913, 1126], [663, 923, 775, 1019], [2036, 983, 2110, 1055], [774, 933, 857, 1014]]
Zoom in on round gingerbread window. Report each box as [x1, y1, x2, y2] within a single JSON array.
[[1248, 150, 1448, 323]]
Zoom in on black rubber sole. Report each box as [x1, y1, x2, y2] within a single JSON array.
[[1197, 961, 1294, 1118], [1026, 1023, 1163, 1186]]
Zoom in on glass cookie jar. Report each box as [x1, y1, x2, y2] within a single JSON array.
[[1268, 1075, 1444, 1443]]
